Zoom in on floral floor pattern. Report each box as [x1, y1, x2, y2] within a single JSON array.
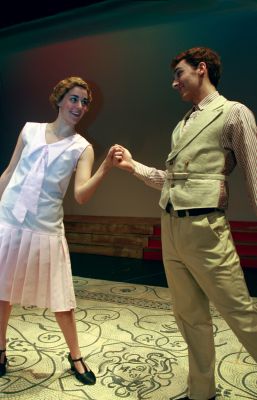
[[0, 277, 256, 400]]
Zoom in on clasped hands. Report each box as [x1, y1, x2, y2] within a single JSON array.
[[107, 144, 135, 173]]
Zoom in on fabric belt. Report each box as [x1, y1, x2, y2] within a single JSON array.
[[165, 202, 223, 217]]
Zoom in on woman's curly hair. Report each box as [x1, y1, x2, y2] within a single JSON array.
[[49, 76, 93, 110]]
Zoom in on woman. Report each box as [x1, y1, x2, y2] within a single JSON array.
[[0, 76, 116, 384]]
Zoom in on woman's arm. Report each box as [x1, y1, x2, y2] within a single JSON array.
[[0, 132, 24, 198], [74, 145, 115, 204]]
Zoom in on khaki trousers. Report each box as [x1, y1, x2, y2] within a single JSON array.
[[161, 210, 257, 400]]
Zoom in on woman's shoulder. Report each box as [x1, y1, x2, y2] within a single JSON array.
[[74, 133, 91, 148], [21, 121, 45, 135], [22, 121, 44, 129], [21, 122, 45, 142]]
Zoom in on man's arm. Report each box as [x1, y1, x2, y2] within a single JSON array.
[[225, 103, 257, 215], [113, 145, 166, 191]]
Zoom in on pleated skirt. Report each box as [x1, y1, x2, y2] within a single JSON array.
[[0, 223, 76, 312]]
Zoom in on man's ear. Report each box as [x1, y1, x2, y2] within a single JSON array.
[[198, 61, 207, 77]]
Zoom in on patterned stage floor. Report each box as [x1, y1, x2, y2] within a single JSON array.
[[0, 277, 256, 400]]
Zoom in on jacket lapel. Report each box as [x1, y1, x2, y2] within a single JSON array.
[[167, 95, 227, 161]]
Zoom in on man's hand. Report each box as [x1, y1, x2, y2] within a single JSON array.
[[112, 144, 135, 173]]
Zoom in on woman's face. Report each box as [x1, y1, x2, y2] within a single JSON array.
[[58, 86, 90, 125]]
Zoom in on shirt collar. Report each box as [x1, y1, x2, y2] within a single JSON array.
[[196, 91, 220, 110]]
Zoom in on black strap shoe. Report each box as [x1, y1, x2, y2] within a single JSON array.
[[0, 349, 7, 378], [68, 353, 96, 385]]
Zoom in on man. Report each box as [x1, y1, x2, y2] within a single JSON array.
[[113, 47, 257, 400]]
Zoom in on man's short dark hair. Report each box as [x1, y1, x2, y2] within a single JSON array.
[[171, 47, 222, 88]]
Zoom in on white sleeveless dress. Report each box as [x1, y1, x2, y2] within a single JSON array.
[[0, 122, 90, 311]]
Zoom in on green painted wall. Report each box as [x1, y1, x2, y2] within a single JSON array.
[[0, 0, 256, 219]]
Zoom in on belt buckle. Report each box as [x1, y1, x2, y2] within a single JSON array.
[[165, 203, 188, 217], [177, 210, 187, 217], [165, 203, 172, 214]]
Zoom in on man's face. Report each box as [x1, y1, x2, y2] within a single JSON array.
[[172, 59, 201, 103]]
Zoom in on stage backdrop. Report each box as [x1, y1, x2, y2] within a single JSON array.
[[0, 0, 256, 220]]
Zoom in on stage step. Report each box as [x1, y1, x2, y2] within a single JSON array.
[[64, 215, 160, 259], [64, 216, 257, 269]]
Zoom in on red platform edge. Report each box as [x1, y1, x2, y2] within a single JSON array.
[[143, 220, 257, 269]]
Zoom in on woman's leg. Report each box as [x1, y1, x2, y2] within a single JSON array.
[[0, 300, 12, 363], [55, 309, 87, 374]]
